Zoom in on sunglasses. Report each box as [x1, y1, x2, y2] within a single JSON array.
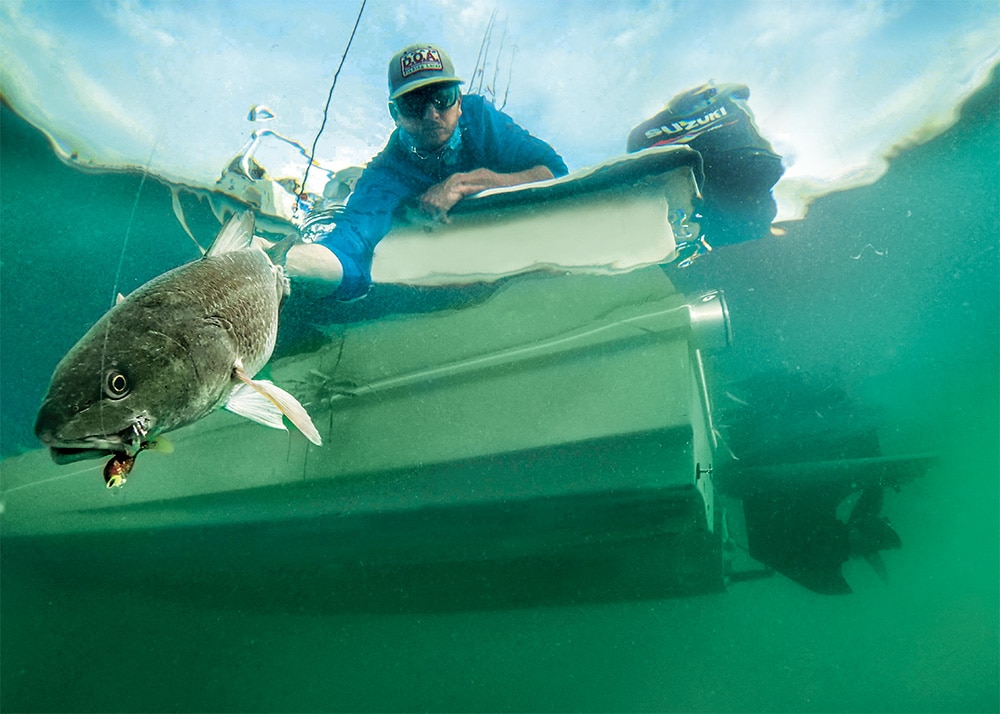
[[392, 84, 461, 118]]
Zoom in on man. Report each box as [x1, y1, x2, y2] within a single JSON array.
[[285, 43, 568, 300]]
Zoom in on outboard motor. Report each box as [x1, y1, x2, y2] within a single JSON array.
[[627, 82, 784, 247]]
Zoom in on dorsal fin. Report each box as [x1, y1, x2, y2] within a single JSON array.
[[206, 211, 255, 258]]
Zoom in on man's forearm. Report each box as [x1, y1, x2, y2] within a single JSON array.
[[419, 165, 556, 218], [459, 165, 555, 193], [284, 242, 344, 288]]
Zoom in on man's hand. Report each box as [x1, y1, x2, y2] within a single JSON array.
[[417, 171, 478, 221], [417, 166, 555, 222]]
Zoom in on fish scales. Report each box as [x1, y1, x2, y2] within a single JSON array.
[[34, 212, 320, 481]]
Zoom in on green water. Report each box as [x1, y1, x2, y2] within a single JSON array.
[[1, 69, 997, 712]]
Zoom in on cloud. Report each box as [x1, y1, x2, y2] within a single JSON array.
[[2, 0, 997, 220]]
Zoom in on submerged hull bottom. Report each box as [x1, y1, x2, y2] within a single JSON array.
[[3, 490, 723, 615], [4, 429, 724, 614]]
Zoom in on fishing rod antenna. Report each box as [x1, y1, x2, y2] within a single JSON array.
[[296, 0, 367, 220]]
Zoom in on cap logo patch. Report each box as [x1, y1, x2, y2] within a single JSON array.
[[400, 47, 443, 78]]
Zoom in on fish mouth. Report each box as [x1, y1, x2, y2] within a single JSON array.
[[48, 444, 123, 464], [41, 425, 149, 465]]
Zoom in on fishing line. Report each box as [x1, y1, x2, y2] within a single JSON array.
[[297, 0, 367, 210], [99, 140, 158, 444], [110, 140, 159, 308]]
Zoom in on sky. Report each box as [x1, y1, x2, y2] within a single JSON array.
[[1, 0, 997, 221]]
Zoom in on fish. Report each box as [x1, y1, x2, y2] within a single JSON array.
[[34, 211, 321, 485]]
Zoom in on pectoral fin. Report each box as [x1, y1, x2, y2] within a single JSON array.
[[227, 366, 323, 446], [225, 382, 287, 430]]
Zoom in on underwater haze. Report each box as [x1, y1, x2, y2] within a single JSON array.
[[2, 2, 999, 713]]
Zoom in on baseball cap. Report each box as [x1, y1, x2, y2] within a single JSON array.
[[388, 43, 464, 99]]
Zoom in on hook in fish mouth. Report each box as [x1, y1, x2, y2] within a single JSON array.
[[44, 416, 152, 465]]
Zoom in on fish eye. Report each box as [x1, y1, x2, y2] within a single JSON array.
[[103, 369, 130, 399]]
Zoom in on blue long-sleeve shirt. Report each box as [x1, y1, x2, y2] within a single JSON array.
[[314, 94, 568, 300]]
